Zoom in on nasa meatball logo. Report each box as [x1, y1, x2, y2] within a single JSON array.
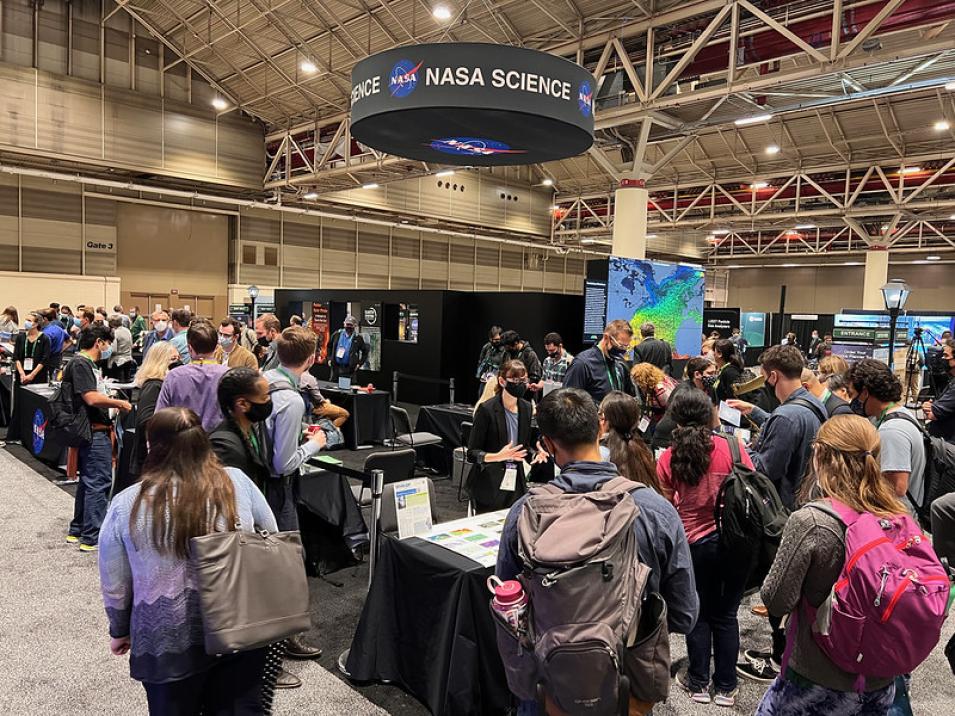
[[428, 137, 526, 157], [32, 409, 47, 455], [578, 81, 593, 117], [389, 60, 423, 97], [363, 306, 379, 326]]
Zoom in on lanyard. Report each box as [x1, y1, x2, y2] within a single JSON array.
[[276, 367, 297, 386], [249, 430, 260, 458], [26, 336, 38, 358], [605, 360, 620, 391], [877, 403, 897, 426], [821, 389, 831, 405], [193, 359, 218, 366]]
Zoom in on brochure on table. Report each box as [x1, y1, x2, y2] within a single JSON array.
[[393, 478, 433, 539], [420, 510, 509, 568]]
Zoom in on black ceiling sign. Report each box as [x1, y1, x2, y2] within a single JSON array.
[[350, 43, 595, 166]]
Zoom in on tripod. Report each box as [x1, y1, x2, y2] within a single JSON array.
[[903, 329, 928, 408]]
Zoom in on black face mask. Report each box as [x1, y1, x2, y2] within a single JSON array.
[[547, 350, 559, 359], [257, 335, 270, 347], [850, 394, 868, 418], [168, 360, 183, 371], [504, 381, 528, 399], [507, 348, 520, 359], [246, 398, 273, 423], [701, 374, 718, 389], [608, 345, 627, 358]]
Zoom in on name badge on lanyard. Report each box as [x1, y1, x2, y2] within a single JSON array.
[[22, 357, 34, 372], [501, 463, 518, 492]]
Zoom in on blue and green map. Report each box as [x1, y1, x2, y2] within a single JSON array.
[[607, 257, 705, 357]]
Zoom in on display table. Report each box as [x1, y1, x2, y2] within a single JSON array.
[[297, 466, 370, 575], [315, 380, 391, 450], [415, 403, 475, 473], [16, 383, 68, 464], [345, 534, 511, 715]]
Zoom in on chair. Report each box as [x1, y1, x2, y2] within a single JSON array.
[[350, 448, 416, 506], [389, 405, 443, 450], [379, 478, 439, 534], [452, 421, 474, 503]]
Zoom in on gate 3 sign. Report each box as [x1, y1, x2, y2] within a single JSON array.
[[350, 44, 595, 166]]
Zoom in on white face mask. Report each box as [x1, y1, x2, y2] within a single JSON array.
[[154, 320, 168, 332]]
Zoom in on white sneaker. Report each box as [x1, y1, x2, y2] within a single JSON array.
[[678, 673, 711, 704], [714, 688, 739, 707]]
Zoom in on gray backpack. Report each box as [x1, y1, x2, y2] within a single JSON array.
[[492, 477, 671, 713]]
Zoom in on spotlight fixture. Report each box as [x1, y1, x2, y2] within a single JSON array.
[[432, 5, 452, 20], [765, 144, 781, 155], [712, 229, 730, 235], [303, 192, 318, 200], [750, 181, 769, 190], [362, 182, 380, 189], [211, 97, 228, 111], [934, 120, 951, 132], [542, 178, 554, 187], [900, 166, 922, 175], [735, 114, 773, 127], [795, 224, 816, 230], [300, 60, 317, 74]]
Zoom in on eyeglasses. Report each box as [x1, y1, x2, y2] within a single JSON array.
[[505, 378, 529, 385], [218, 332, 234, 339]]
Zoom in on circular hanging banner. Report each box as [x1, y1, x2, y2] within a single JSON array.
[[350, 43, 595, 166]]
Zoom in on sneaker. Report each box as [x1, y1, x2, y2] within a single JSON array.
[[677, 673, 711, 704], [744, 649, 781, 671], [737, 657, 778, 683], [714, 688, 739, 707], [78, 543, 98, 553], [65, 535, 80, 544]]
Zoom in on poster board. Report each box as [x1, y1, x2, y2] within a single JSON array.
[[394, 479, 433, 539], [361, 303, 382, 371], [310, 302, 330, 363]]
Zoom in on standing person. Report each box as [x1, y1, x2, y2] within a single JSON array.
[[141, 310, 173, 358], [6, 311, 52, 443], [729, 327, 749, 354], [255, 313, 283, 371], [98, 407, 276, 713], [155, 319, 231, 432], [634, 321, 674, 374], [597, 391, 659, 491], [532, 332, 574, 392], [712, 339, 744, 404], [808, 330, 823, 358], [823, 372, 851, 402], [846, 359, 926, 516], [214, 318, 259, 369], [658, 389, 753, 707], [475, 325, 505, 388], [106, 315, 134, 383], [168, 308, 192, 364], [126, 342, 180, 490], [630, 363, 678, 432], [112, 305, 130, 329], [0, 305, 18, 335], [299, 372, 350, 429], [923, 338, 955, 442], [562, 320, 637, 404], [59, 305, 76, 331], [327, 315, 369, 382], [40, 308, 71, 376], [66, 325, 132, 551], [754, 416, 913, 716], [781, 332, 800, 351], [726, 345, 826, 683], [818, 354, 849, 380], [802, 369, 853, 418], [289, 315, 304, 327], [128, 306, 147, 347], [499, 331, 543, 389], [466, 360, 547, 513]]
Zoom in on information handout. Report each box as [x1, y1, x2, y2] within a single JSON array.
[[420, 510, 509, 567], [718, 401, 742, 427], [394, 479, 434, 539]]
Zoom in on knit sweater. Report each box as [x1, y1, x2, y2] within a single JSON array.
[[98, 467, 277, 684], [761, 504, 894, 692]]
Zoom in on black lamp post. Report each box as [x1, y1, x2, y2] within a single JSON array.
[[247, 284, 259, 322], [881, 279, 911, 373]]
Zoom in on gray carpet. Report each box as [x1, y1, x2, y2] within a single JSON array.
[[0, 448, 385, 716]]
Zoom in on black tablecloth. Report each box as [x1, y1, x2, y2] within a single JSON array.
[[346, 534, 510, 715], [415, 404, 475, 473], [16, 384, 68, 464], [316, 380, 391, 450], [0, 372, 12, 426], [296, 468, 370, 575]]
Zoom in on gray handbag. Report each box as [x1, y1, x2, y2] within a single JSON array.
[[189, 521, 312, 655]]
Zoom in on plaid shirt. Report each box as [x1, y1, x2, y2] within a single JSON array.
[[542, 350, 574, 382]]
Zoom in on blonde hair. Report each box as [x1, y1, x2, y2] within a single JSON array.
[[630, 363, 665, 397], [819, 355, 849, 377], [798, 414, 907, 518], [475, 374, 499, 412], [136, 342, 181, 386]]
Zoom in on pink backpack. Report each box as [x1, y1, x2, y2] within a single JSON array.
[[792, 499, 950, 689]]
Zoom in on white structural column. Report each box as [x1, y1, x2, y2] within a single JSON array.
[[611, 179, 649, 259], [862, 249, 889, 310]]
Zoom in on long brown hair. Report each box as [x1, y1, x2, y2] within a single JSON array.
[[599, 391, 660, 492], [797, 414, 907, 518], [130, 408, 238, 558]]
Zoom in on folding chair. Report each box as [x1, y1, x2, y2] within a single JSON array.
[[350, 448, 416, 506]]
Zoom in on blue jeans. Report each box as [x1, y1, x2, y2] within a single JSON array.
[[69, 432, 113, 545], [685, 533, 747, 692]]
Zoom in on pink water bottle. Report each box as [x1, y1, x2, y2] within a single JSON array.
[[488, 576, 528, 634]]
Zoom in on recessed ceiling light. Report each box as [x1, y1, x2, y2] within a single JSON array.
[[765, 144, 781, 155], [795, 224, 816, 230], [735, 113, 773, 127], [645, 233, 657, 239], [435, 170, 455, 177], [780, 263, 797, 267], [211, 97, 228, 111], [303, 192, 318, 200], [542, 178, 554, 187], [934, 120, 951, 132], [750, 181, 769, 190], [927, 255, 941, 261], [362, 182, 379, 189], [844, 261, 862, 266], [947, 81, 955, 91], [300, 59, 317, 74], [900, 166, 922, 174], [432, 4, 452, 20]]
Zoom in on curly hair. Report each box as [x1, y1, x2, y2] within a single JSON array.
[[630, 362, 665, 397], [845, 358, 902, 403], [668, 388, 715, 487]]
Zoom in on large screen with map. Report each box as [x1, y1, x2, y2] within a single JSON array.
[[607, 256, 705, 357]]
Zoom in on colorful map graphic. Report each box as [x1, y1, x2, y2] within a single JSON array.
[[607, 257, 705, 357]]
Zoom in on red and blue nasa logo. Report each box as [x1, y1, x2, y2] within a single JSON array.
[[32, 409, 47, 455], [578, 81, 593, 117], [428, 137, 527, 157], [389, 60, 423, 97]]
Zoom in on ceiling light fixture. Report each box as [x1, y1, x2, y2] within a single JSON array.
[[795, 224, 816, 230], [844, 261, 862, 266], [542, 178, 554, 187], [946, 81, 955, 91], [712, 229, 730, 235], [765, 144, 781, 155], [926, 255, 941, 261], [211, 97, 228, 111], [750, 181, 769, 190], [900, 166, 922, 175], [300, 59, 317, 74], [735, 113, 773, 127], [934, 120, 951, 132], [435, 170, 455, 177], [645, 234, 657, 239], [432, 4, 452, 20], [362, 182, 379, 189], [303, 192, 318, 200]]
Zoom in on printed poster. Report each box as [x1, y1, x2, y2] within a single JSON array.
[[421, 510, 509, 567], [311, 302, 330, 363], [361, 303, 382, 371]]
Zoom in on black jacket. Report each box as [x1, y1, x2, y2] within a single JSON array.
[[14, 331, 52, 384], [505, 344, 542, 384], [825, 392, 854, 418], [467, 394, 535, 513], [634, 337, 673, 374], [210, 418, 273, 491], [129, 378, 163, 479], [562, 345, 636, 404], [929, 377, 955, 442], [328, 329, 369, 374], [714, 363, 743, 403]]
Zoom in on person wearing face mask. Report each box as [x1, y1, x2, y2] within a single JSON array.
[[255, 313, 283, 372], [6, 311, 53, 444], [807, 330, 823, 358], [532, 332, 574, 393], [634, 322, 674, 375], [801, 369, 853, 418], [923, 338, 955, 443], [475, 325, 505, 388], [498, 331, 543, 391], [327, 315, 369, 382], [141, 310, 173, 359], [106, 315, 134, 383], [466, 360, 548, 513], [210, 368, 274, 497], [128, 305, 147, 347], [562, 319, 637, 404], [212, 318, 258, 369], [631, 362, 679, 434], [167, 308, 192, 365], [65, 325, 133, 551], [712, 339, 745, 404], [155, 319, 231, 432], [725, 345, 826, 683]]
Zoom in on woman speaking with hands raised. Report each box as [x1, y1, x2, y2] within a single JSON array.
[[467, 360, 548, 513]]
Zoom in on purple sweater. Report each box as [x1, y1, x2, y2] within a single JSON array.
[[155, 362, 230, 432]]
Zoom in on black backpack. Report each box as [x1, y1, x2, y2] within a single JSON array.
[[881, 411, 955, 530], [48, 361, 92, 447], [714, 435, 790, 585]]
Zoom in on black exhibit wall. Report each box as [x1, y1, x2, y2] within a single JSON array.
[[275, 288, 583, 405], [703, 308, 740, 339]]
